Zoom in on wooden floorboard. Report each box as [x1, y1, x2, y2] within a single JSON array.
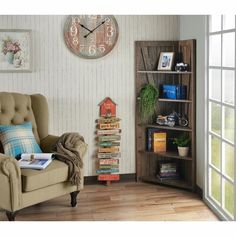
[[0, 182, 219, 221]]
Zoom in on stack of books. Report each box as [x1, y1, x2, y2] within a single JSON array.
[[157, 162, 179, 181], [96, 113, 121, 182]]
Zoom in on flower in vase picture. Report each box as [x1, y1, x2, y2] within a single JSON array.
[[1, 37, 22, 66], [0, 30, 31, 72]]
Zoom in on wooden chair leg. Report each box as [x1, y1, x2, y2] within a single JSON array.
[[70, 191, 80, 207], [6, 211, 18, 221]]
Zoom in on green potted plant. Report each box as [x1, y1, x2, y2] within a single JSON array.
[[137, 83, 158, 123], [173, 135, 191, 157]]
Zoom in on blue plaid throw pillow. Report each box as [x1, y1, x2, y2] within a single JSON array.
[[0, 122, 42, 158]]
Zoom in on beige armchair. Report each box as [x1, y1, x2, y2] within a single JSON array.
[[0, 92, 84, 221]]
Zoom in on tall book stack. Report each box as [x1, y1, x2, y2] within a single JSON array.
[[96, 97, 121, 185], [157, 162, 179, 181]]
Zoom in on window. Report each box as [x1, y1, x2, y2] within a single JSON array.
[[207, 15, 236, 220]]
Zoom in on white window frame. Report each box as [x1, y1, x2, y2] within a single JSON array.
[[205, 15, 236, 221]]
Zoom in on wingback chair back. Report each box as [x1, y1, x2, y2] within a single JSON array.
[[0, 92, 49, 148]]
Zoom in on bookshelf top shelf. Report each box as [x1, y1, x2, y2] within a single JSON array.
[[137, 70, 193, 75]]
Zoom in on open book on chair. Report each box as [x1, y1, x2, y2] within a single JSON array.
[[18, 153, 54, 170]]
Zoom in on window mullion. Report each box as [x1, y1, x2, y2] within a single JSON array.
[[220, 14, 223, 208], [234, 14, 236, 221], [206, 16, 210, 200]]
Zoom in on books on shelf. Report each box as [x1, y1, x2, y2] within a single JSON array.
[[146, 128, 160, 151], [156, 174, 180, 181], [153, 132, 166, 152], [157, 162, 179, 180], [18, 153, 54, 170]]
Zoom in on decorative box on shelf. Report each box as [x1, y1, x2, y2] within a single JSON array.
[[160, 84, 187, 100]]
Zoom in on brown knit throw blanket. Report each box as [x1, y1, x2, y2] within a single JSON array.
[[51, 133, 88, 187]]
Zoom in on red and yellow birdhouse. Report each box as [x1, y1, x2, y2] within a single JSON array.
[[99, 97, 117, 117]]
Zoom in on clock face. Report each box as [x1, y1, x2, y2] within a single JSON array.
[[64, 15, 119, 59]]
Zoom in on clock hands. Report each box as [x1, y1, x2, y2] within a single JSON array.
[[84, 19, 106, 38], [79, 23, 93, 33]]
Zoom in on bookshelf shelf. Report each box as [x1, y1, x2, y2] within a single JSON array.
[[137, 70, 192, 75], [135, 40, 196, 192], [158, 98, 192, 103], [145, 124, 192, 132], [139, 150, 193, 161], [140, 176, 192, 190]]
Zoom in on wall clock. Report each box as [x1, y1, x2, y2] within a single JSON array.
[[64, 15, 119, 59]]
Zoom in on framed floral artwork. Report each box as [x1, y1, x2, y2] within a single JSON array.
[[0, 29, 32, 72]]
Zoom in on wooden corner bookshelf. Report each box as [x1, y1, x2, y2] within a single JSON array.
[[135, 40, 196, 191]]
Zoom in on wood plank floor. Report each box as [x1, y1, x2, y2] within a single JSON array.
[[0, 182, 219, 221]]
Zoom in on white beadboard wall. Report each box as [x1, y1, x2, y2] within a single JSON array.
[[0, 15, 179, 176]]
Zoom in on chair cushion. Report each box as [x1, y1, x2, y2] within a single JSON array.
[[0, 122, 42, 158], [21, 160, 69, 192]]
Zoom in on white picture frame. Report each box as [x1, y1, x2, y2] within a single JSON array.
[[157, 52, 175, 71], [0, 29, 32, 72]]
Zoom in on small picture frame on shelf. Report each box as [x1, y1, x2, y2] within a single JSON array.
[[157, 52, 175, 71]]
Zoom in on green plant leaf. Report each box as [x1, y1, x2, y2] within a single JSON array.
[[138, 84, 159, 123]]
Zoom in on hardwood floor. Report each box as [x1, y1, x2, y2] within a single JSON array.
[[0, 182, 219, 221]]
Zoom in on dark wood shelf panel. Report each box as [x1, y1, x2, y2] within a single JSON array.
[[140, 176, 193, 190], [139, 150, 193, 161], [145, 124, 192, 132], [137, 70, 192, 75], [158, 98, 192, 103]]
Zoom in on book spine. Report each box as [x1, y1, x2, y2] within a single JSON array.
[[147, 129, 152, 151], [160, 169, 177, 173], [153, 132, 166, 152]]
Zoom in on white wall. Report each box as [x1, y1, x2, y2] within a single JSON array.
[[180, 15, 206, 189], [0, 15, 180, 176]]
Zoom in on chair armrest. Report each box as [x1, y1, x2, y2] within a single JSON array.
[[40, 135, 60, 153], [0, 154, 22, 212]]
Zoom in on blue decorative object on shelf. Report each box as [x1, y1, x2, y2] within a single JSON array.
[[161, 84, 187, 100]]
